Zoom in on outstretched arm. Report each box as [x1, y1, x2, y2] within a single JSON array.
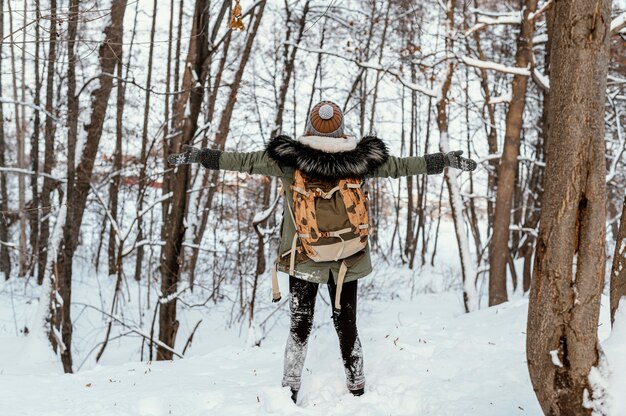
[[168, 145, 287, 177], [367, 150, 476, 178]]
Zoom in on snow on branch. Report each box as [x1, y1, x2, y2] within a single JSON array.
[[489, 93, 512, 104], [611, 12, 626, 35], [90, 183, 122, 246], [0, 167, 65, 182], [287, 43, 438, 97], [253, 193, 281, 224], [465, 12, 521, 36], [139, 192, 173, 220], [532, 68, 550, 91], [528, 0, 554, 21], [462, 56, 531, 76], [0, 98, 60, 121]]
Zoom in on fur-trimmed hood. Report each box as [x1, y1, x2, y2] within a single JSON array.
[[266, 135, 389, 181]]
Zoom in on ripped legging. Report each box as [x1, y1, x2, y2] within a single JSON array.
[[281, 273, 364, 391]]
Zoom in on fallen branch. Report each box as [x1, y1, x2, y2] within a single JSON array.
[[73, 302, 183, 358]]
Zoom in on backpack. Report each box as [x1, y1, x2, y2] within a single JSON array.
[[272, 169, 369, 315]]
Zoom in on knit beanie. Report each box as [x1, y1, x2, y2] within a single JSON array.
[[304, 101, 345, 138]]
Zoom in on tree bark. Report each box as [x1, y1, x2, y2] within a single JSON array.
[[611, 196, 626, 325], [522, 6, 553, 293], [134, 0, 158, 282], [0, 0, 11, 278], [526, 0, 611, 413], [29, 0, 42, 274], [38, 0, 58, 284], [201, 1, 267, 215], [489, 0, 538, 306], [7, 2, 27, 276], [159, 0, 213, 360], [50, 0, 128, 373]]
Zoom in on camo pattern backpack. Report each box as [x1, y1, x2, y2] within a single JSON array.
[[273, 169, 369, 314]]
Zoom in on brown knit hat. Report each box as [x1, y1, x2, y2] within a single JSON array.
[[304, 101, 345, 138]]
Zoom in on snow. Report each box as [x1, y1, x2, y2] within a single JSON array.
[[550, 349, 563, 367], [610, 12, 626, 35], [462, 56, 531, 77], [1, 277, 543, 415], [532, 68, 550, 91], [439, 133, 478, 312], [603, 300, 626, 416], [2, 263, 625, 415], [489, 93, 512, 104], [465, 12, 522, 36]]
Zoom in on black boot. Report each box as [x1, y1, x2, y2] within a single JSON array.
[[350, 387, 364, 397], [290, 388, 298, 404]]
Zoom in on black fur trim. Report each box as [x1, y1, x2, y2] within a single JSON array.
[[266, 135, 389, 181], [424, 152, 445, 175]]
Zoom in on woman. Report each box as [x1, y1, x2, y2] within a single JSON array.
[[168, 100, 477, 403]]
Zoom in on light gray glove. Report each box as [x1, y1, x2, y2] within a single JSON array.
[[167, 145, 221, 169]]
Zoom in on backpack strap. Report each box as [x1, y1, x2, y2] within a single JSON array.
[[271, 263, 281, 302], [333, 261, 349, 317]]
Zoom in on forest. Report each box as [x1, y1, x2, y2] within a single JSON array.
[[1, 0, 626, 414]]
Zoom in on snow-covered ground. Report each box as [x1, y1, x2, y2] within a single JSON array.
[[3, 201, 624, 415], [1, 269, 624, 415]]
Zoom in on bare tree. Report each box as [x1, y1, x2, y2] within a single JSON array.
[[0, 0, 11, 279], [7, 1, 27, 276], [49, 0, 128, 373], [437, 0, 478, 312], [159, 0, 213, 360], [38, 0, 58, 284], [526, 0, 611, 413], [29, 0, 43, 274], [611, 195, 626, 325], [489, 0, 538, 306]]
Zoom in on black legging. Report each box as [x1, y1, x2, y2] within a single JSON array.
[[281, 272, 365, 391]]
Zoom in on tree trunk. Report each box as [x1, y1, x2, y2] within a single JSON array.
[[470, 6, 498, 236], [489, 0, 538, 306], [108, 46, 125, 276], [0, 0, 11, 278], [162, 0, 187, 223], [202, 1, 267, 216], [526, 0, 611, 413], [38, 0, 58, 285], [187, 28, 232, 289], [522, 6, 553, 293], [50, 0, 128, 373], [29, 0, 42, 275], [611, 196, 626, 325], [437, 0, 478, 312], [135, 0, 158, 282], [8, 2, 27, 276], [159, 0, 213, 360]]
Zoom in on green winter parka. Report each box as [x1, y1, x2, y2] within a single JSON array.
[[217, 135, 440, 284]]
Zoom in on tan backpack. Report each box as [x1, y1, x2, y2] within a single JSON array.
[[272, 170, 369, 314]]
